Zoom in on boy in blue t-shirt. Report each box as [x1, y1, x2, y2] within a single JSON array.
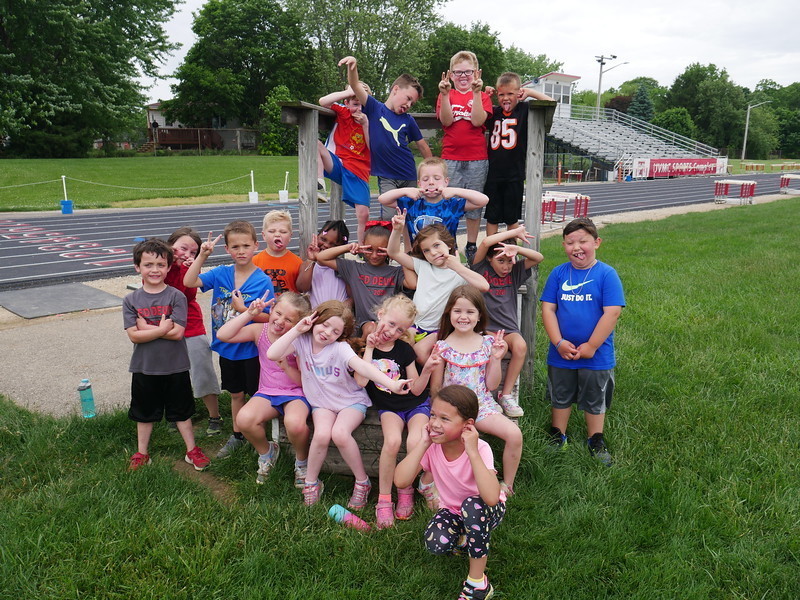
[[338, 55, 432, 195], [183, 220, 275, 459], [539, 218, 625, 466]]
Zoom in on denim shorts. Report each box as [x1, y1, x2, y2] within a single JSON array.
[[311, 402, 369, 415]]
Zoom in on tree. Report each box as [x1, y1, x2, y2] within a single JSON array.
[[651, 108, 697, 139], [164, 0, 314, 128], [628, 85, 655, 121], [619, 76, 668, 112], [258, 85, 297, 156], [1, 0, 177, 156], [503, 45, 562, 82], [605, 95, 632, 114]]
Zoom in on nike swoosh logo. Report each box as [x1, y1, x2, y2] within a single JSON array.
[[562, 280, 593, 292]]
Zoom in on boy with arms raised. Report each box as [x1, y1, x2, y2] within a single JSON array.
[[484, 72, 553, 241], [184, 220, 275, 459], [378, 157, 488, 244], [338, 55, 432, 197], [253, 210, 302, 295], [437, 50, 494, 263], [124, 238, 210, 471], [540, 218, 624, 466]]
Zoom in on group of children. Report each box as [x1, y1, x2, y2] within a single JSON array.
[[122, 49, 625, 600]]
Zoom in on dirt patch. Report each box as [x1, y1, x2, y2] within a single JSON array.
[[173, 459, 238, 506]]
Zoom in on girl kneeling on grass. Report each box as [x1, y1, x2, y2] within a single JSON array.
[[354, 294, 439, 528], [267, 300, 411, 508], [217, 292, 312, 486], [395, 384, 506, 600]]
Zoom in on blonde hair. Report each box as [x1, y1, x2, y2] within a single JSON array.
[[450, 51, 479, 71], [263, 210, 292, 231], [275, 291, 311, 319], [374, 294, 417, 344], [417, 156, 448, 178]]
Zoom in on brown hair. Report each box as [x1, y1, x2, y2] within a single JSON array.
[[417, 156, 448, 178], [496, 72, 522, 89], [410, 224, 456, 259], [167, 226, 202, 258], [437, 285, 488, 339], [132, 238, 173, 267], [223, 219, 258, 244], [563, 217, 599, 239], [313, 300, 355, 341], [392, 74, 424, 100], [434, 384, 479, 421], [450, 51, 479, 71]]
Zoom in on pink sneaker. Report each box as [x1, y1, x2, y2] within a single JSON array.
[[375, 500, 395, 529], [185, 446, 210, 471], [128, 452, 151, 471], [347, 479, 372, 510], [303, 480, 324, 506], [395, 486, 415, 520]]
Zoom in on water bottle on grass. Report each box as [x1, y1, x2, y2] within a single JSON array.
[[328, 504, 371, 531], [78, 378, 96, 418]]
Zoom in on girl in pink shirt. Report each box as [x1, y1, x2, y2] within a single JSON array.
[[267, 300, 410, 508]]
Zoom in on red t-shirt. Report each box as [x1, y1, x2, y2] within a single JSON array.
[[327, 103, 370, 181], [164, 263, 205, 338], [436, 89, 493, 161]]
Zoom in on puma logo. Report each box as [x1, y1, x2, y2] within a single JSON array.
[[379, 117, 406, 146]]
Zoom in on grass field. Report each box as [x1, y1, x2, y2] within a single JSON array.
[[2, 198, 799, 598]]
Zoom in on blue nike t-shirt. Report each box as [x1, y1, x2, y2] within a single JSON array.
[[540, 260, 625, 370], [363, 95, 423, 180]]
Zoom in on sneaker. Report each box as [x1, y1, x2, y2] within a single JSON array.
[[395, 486, 415, 520], [500, 480, 514, 498], [497, 394, 524, 418], [255, 441, 280, 484], [317, 177, 327, 192], [458, 579, 494, 600], [375, 500, 395, 529], [587, 433, 613, 467], [303, 480, 324, 506], [464, 244, 477, 265], [206, 417, 223, 436], [348, 479, 372, 510], [166, 421, 178, 433], [128, 452, 151, 471], [317, 191, 328, 203], [294, 463, 308, 489], [185, 446, 210, 471], [418, 479, 440, 510], [216, 434, 246, 459], [548, 426, 568, 450]]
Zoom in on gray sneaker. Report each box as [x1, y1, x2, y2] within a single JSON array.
[[256, 441, 281, 484], [587, 433, 613, 467], [216, 434, 246, 459], [206, 417, 223, 436]]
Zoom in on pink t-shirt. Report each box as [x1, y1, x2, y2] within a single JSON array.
[[255, 325, 304, 397], [293, 333, 371, 411], [420, 438, 504, 514]]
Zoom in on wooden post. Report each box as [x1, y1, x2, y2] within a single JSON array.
[[521, 100, 557, 378], [329, 182, 344, 221], [297, 109, 319, 258]]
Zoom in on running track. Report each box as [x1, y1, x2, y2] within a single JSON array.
[[0, 172, 786, 291]]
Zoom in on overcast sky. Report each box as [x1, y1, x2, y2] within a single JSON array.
[[142, 0, 800, 104]]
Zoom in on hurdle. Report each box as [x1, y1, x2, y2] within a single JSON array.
[[714, 179, 757, 204], [541, 190, 591, 224], [779, 174, 800, 195]]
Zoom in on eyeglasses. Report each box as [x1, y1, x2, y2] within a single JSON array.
[[452, 70, 474, 77]]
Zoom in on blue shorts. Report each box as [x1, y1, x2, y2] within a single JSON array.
[[311, 402, 368, 415], [252, 393, 311, 416], [325, 153, 371, 207], [379, 399, 431, 422]]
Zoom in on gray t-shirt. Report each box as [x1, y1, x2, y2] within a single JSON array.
[[123, 286, 190, 375], [471, 258, 531, 334], [336, 258, 404, 326]]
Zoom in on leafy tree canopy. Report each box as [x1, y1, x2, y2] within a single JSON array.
[[503, 45, 562, 82], [628, 85, 655, 122], [651, 107, 697, 139]]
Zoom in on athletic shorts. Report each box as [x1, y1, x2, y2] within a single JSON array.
[[186, 334, 221, 398], [219, 356, 260, 396], [252, 392, 311, 416], [379, 399, 431, 422], [311, 402, 368, 415], [129, 371, 195, 423], [325, 153, 370, 207], [547, 366, 615, 415], [484, 179, 524, 226], [444, 159, 488, 220]]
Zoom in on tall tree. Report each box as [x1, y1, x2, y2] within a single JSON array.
[[502, 45, 562, 81], [619, 76, 667, 112], [164, 0, 314, 127], [628, 85, 655, 122], [1, 0, 177, 156], [651, 107, 697, 139]]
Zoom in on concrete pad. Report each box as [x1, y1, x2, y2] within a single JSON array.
[[0, 283, 122, 319]]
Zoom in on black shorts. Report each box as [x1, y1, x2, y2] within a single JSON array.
[[484, 179, 524, 226], [219, 356, 260, 396], [129, 371, 195, 423]]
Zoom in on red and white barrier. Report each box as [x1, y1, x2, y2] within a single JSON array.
[[714, 179, 756, 205], [541, 191, 590, 224], [779, 174, 800, 195]]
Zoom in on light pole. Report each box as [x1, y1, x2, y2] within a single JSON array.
[[741, 100, 772, 161], [595, 55, 629, 119]]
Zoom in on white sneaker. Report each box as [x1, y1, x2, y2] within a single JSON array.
[[498, 394, 524, 418], [256, 441, 280, 484]]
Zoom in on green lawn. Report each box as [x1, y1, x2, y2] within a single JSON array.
[[2, 199, 800, 598]]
